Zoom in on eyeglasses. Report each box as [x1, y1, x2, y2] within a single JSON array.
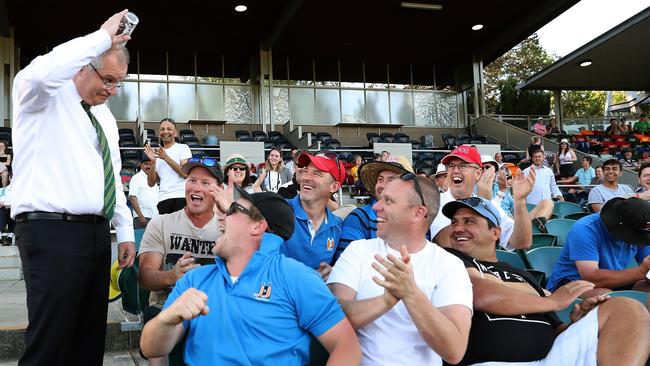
[[226, 202, 254, 217], [446, 163, 479, 172], [458, 197, 500, 226], [400, 173, 426, 210], [229, 166, 248, 172], [88, 63, 124, 89], [188, 157, 218, 167]]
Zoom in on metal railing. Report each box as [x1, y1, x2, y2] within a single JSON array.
[[488, 114, 622, 135]]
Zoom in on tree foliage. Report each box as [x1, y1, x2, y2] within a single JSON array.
[[484, 34, 627, 117]]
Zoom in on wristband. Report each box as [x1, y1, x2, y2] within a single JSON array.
[[635, 193, 641, 199]]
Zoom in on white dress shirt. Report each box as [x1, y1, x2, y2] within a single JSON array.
[[11, 29, 135, 243], [523, 165, 562, 205]]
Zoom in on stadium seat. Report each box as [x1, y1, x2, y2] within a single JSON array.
[[332, 205, 356, 220], [366, 133, 380, 146], [394, 133, 410, 143], [556, 299, 582, 323], [496, 250, 527, 270], [235, 130, 251, 141], [119, 257, 150, 316], [564, 212, 590, 221], [252, 131, 267, 141], [546, 219, 576, 246], [316, 132, 332, 143], [379, 133, 394, 143], [134, 228, 145, 251], [531, 234, 557, 249], [526, 203, 536, 212], [606, 290, 648, 305], [409, 140, 421, 150], [552, 202, 584, 219], [525, 246, 562, 282]]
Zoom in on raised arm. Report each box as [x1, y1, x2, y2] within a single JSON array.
[[140, 288, 208, 358], [507, 169, 534, 250]]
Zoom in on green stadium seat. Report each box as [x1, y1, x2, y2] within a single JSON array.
[[556, 299, 582, 324], [552, 202, 584, 219], [606, 290, 649, 305], [546, 219, 576, 247], [134, 228, 145, 251], [496, 250, 527, 270], [525, 247, 562, 283], [531, 234, 557, 249], [564, 212, 590, 221]]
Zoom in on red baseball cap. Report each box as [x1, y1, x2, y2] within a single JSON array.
[[297, 153, 346, 184], [441, 145, 482, 166]]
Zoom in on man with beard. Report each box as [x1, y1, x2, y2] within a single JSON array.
[[144, 118, 192, 214], [140, 187, 361, 365]]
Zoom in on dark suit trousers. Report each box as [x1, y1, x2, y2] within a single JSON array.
[[17, 218, 111, 366]]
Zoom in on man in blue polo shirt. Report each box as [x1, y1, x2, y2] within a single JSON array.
[[547, 197, 650, 297], [282, 152, 347, 281], [140, 187, 361, 365], [339, 156, 413, 248]]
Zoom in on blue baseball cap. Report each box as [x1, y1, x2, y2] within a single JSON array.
[[442, 196, 501, 227]]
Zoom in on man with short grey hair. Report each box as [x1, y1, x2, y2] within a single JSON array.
[[11, 10, 136, 365]]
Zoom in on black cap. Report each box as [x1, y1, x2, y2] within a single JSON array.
[[233, 185, 295, 240], [601, 197, 650, 245], [181, 157, 224, 184]]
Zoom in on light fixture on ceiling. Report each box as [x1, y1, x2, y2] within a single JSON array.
[[471, 24, 483, 31], [235, 4, 247, 12], [400, 2, 443, 10], [579, 60, 592, 67]]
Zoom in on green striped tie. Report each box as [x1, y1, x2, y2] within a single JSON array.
[[81, 101, 116, 219]]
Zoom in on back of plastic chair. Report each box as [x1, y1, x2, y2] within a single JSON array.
[[553, 202, 584, 218], [564, 212, 589, 221], [546, 219, 576, 247], [134, 228, 145, 252], [525, 247, 562, 279], [556, 299, 582, 323], [606, 290, 648, 305], [531, 234, 557, 249], [496, 250, 527, 270]]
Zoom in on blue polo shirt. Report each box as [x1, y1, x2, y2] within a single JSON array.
[[546, 213, 650, 291], [574, 167, 595, 186], [164, 233, 345, 366], [281, 195, 343, 269], [339, 200, 378, 247]]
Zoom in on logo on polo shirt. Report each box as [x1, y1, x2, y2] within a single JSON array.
[[254, 282, 272, 301], [326, 238, 335, 251]]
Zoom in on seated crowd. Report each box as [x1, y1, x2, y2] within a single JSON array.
[[128, 122, 650, 366]]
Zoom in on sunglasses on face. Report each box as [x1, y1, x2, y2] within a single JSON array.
[[226, 202, 254, 218], [229, 166, 248, 172], [400, 173, 427, 215], [458, 196, 500, 226], [188, 157, 218, 167]]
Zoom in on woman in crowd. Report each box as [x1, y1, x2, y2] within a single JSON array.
[[554, 138, 577, 178], [546, 117, 560, 135], [494, 151, 504, 168], [532, 117, 548, 136], [259, 147, 292, 192], [223, 153, 260, 194]]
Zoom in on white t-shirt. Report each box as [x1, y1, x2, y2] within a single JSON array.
[[128, 170, 159, 219], [429, 190, 515, 251], [155, 143, 192, 202], [138, 208, 220, 304], [327, 238, 473, 366]]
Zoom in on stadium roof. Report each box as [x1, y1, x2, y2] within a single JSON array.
[[518, 6, 650, 91], [6, 0, 578, 87]]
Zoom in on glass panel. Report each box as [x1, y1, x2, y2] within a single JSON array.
[[262, 87, 290, 125], [139, 74, 167, 81], [289, 88, 315, 124], [273, 87, 290, 125], [224, 86, 252, 123], [168, 84, 196, 121], [340, 82, 364, 89], [436, 92, 459, 127], [169, 75, 195, 82], [390, 91, 414, 126], [365, 91, 389, 123], [197, 84, 224, 120], [108, 81, 138, 121], [341, 90, 365, 122], [413, 92, 435, 127], [140, 82, 168, 121], [316, 89, 341, 124]]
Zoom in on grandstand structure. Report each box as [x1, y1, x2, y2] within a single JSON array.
[[0, 1, 580, 163]]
